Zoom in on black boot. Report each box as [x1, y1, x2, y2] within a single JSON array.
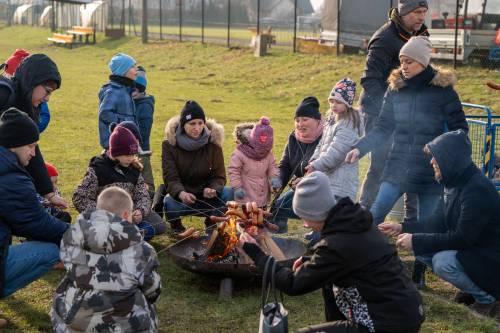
[[169, 218, 186, 235], [412, 260, 427, 290], [454, 291, 475, 305]]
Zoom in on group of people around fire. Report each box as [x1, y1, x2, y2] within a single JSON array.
[[0, 0, 499, 332]]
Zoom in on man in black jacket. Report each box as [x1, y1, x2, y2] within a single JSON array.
[[359, 0, 429, 214], [242, 171, 424, 333], [380, 130, 500, 319]]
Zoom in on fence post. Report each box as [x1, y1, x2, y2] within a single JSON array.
[[336, 0, 340, 56], [227, 0, 230, 48], [293, 0, 297, 52], [159, 0, 163, 39], [179, 0, 182, 41], [201, 0, 205, 44], [51, 0, 56, 31], [256, 0, 260, 35], [453, 0, 459, 69], [142, 0, 148, 43]]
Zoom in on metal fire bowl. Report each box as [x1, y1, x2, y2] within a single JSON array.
[[167, 236, 306, 279]]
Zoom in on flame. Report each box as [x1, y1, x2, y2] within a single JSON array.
[[207, 216, 239, 262]]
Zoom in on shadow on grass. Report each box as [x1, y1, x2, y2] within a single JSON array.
[[1, 296, 53, 332]]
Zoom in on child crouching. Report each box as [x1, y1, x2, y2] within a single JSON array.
[[72, 125, 166, 241], [51, 186, 161, 333], [229, 116, 280, 208]]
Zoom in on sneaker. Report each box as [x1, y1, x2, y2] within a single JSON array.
[[454, 291, 475, 306], [470, 301, 500, 318]]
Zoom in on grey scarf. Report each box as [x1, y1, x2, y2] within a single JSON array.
[[175, 125, 211, 151]]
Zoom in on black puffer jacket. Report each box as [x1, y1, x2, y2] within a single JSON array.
[[359, 9, 429, 116], [404, 130, 500, 299], [0, 54, 61, 196], [244, 198, 424, 332], [356, 66, 468, 194]]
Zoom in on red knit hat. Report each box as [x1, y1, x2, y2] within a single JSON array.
[[3, 49, 30, 76], [45, 162, 58, 177], [109, 126, 139, 158]]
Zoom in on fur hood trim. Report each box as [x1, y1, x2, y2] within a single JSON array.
[[164, 115, 224, 147], [233, 123, 254, 144], [388, 66, 457, 91]]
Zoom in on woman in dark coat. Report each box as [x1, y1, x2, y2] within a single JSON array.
[[0, 54, 67, 208], [162, 100, 231, 234]]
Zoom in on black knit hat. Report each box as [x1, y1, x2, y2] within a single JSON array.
[[0, 108, 39, 148], [180, 100, 206, 128], [295, 96, 321, 120]]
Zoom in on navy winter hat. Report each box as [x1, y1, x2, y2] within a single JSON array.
[[329, 78, 356, 108], [180, 100, 206, 128], [108, 53, 136, 76], [295, 96, 321, 120], [0, 108, 39, 148], [398, 0, 428, 16], [135, 66, 147, 92]]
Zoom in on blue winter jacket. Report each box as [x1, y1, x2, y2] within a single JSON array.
[[0, 146, 69, 296], [134, 94, 155, 152], [38, 102, 50, 133], [356, 66, 468, 195], [98, 77, 136, 149]]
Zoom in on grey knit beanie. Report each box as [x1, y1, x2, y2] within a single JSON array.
[[400, 36, 432, 67], [292, 171, 336, 222], [398, 0, 428, 16]]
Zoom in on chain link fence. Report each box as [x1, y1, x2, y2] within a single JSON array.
[[0, 0, 499, 66]]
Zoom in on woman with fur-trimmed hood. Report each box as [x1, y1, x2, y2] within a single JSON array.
[[161, 100, 230, 234], [347, 36, 468, 226]]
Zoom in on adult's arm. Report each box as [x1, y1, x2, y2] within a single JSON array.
[[72, 167, 99, 213], [355, 90, 396, 157], [161, 141, 185, 198], [25, 145, 53, 196], [403, 203, 447, 234], [206, 146, 226, 193]]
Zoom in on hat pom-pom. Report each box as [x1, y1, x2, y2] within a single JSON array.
[[259, 116, 270, 126], [109, 122, 118, 134]]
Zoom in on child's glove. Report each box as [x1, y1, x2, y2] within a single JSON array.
[[270, 177, 282, 191], [234, 188, 246, 200]]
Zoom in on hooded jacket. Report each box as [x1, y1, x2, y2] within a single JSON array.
[[356, 66, 468, 194], [228, 123, 279, 207], [51, 209, 161, 333], [0, 54, 61, 196], [403, 130, 500, 299], [98, 76, 137, 150], [162, 116, 226, 199], [0, 146, 68, 296], [134, 94, 155, 152], [244, 198, 424, 332], [359, 8, 429, 116]]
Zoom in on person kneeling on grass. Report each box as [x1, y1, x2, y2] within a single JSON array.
[[240, 171, 424, 333], [52, 186, 161, 333], [379, 130, 500, 319]]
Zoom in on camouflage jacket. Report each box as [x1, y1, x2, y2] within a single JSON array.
[[51, 209, 161, 333]]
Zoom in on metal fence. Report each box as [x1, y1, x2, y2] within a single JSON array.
[[0, 0, 499, 68]]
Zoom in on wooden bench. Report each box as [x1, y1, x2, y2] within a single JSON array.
[[66, 26, 96, 44], [47, 33, 75, 48]]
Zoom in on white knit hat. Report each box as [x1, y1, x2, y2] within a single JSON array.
[[399, 36, 432, 67]]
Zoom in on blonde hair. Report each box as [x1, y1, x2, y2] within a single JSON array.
[[97, 186, 133, 217], [334, 106, 362, 136]]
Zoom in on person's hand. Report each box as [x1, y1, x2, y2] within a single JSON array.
[[270, 177, 282, 193], [132, 209, 143, 223], [345, 148, 360, 164], [179, 191, 196, 205], [396, 233, 413, 251], [239, 231, 258, 247], [293, 256, 304, 272], [378, 222, 403, 237], [290, 177, 302, 190], [234, 188, 246, 200], [45, 193, 68, 209], [203, 187, 217, 199], [304, 165, 314, 175]]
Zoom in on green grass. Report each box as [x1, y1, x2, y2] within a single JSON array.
[[0, 26, 499, 332]]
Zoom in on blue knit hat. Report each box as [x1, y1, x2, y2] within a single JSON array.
[[329, 78, 356, 108], [135, 66, 147, 92], [108, 53, 136, 76]]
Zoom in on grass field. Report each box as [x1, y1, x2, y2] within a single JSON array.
[[0, 25, 499, 332]]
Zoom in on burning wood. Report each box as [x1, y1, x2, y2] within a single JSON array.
[[192, 201, 284, 263]]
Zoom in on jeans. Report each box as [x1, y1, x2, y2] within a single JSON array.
[[136, 211, 167, 241], [270, 189, 299, 233], [370, 182, 441, 225], [164, 187, 233, 223], [359, 113, 392, 210], [417, 251, 496, 304], [2, 241, 60, 297]]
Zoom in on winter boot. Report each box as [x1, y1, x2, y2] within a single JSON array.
[[454, 291, 475, 305], [412, 260, 427, 290], [169, 218, 186, 235]]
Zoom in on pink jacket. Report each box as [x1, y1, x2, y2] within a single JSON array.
[[228, 149, 279, 207]]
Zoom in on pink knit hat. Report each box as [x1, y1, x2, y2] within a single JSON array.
[[249, 116, 273, 152]]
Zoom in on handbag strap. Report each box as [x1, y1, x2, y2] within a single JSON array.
[[270, 259, 284, 305], [261, 256, 274, 309]]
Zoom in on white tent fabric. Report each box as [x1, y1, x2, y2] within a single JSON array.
[[13, 4, 34, 25]]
